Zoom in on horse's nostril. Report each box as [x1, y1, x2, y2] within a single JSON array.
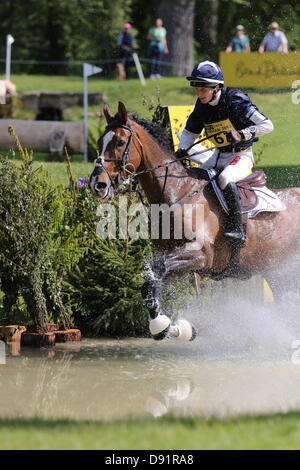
[[95, 182, 107, 192]]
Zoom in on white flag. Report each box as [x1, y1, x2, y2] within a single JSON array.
[[7, 34, 14, 45], [83, 63, 103, 77]]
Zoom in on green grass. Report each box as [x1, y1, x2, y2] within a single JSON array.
[[3, 74, 300, 182], [35, 161, 94, 187], [0, 413, 300, 450]]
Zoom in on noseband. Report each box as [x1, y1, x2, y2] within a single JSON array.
[[92, 123, 143, 190]]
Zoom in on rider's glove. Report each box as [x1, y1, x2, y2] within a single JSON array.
[[174, 148, 188, 160], [226, 127, 257, 144]]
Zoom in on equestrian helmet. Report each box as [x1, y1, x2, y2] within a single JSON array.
[[186, 61, 224, 88]]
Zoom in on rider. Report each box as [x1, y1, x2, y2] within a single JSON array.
[[177, 60, 274, 248]]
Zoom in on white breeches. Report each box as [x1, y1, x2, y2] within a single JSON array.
[[200, 148, 254, 190]]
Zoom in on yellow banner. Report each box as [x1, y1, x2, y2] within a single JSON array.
[[219, 51, 300, 88], [167, 105, 214, 151]]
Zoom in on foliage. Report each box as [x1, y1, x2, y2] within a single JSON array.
[[62, 192, 152, 337], [1, 1, 300, 77], [0, 129, 91, 331], [216, 0, 300, 52], [0, 0, 132, 75]]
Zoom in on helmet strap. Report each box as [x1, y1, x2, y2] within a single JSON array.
[[209, 87, 218, 102]]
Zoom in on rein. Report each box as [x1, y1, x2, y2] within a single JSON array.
[[94, 123, 222, 205], [93, 121, 224, 199]]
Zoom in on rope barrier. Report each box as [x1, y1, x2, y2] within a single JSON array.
[[0, 56, 189, 68]]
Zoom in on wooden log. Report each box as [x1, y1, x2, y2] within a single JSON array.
[[55, 329, 81, 343], [21, 331, 56, 348], [0, 119, 84, 153], [21, 91, 107, 111], [46, 323, 59, 332], [0, 325, 26, 342], [8, 341, 20, 356]]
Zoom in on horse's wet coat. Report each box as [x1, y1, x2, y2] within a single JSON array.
[[90, 102, 300, 340]]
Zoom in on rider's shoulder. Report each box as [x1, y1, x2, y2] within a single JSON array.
[[223, 86, 252, 106]]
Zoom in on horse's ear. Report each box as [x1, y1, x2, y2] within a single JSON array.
[[118, 101, 128, 125], [103, 103, 112, 123]]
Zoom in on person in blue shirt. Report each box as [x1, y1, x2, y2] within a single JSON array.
[[177, 61, 273, 248], [258, 22, 288, 54], [117, 23, 134, 78], [225, 25, 250, 53]]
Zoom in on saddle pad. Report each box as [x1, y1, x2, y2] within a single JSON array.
[[248, 186, 286, 218], [210, 176, 285, 218]]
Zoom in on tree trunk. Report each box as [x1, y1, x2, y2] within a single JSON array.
[[157, 0, 195, 76], [199, 0, 219, 62]]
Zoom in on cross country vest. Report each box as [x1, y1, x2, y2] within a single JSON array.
[[185, 86, 267, 150]]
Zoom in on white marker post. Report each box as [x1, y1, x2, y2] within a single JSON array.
[[6, 34, 15, 82], [132, 53, 146, 86], [83, 63, 103, 162]]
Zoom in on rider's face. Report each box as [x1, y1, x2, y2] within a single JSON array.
[[195, 86, 215, 104]]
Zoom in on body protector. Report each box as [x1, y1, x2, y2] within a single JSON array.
[[179, 86, 273, 153]]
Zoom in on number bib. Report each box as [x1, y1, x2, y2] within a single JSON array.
[[204, 118, 235, 147]]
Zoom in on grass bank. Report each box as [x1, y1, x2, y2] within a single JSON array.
[[0, 413, 299, 450], [6, 75, 300, 168]]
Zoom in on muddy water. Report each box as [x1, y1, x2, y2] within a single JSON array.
[[1, 336, 300, 421]]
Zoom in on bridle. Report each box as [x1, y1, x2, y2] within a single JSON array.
[[91, 121, 225, 195], [92, 123, 143, 190]]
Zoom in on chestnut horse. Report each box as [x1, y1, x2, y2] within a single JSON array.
[[90, 102, 300, 341]]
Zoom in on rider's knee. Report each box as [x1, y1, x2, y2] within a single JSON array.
[[218, 173, 233, 190]]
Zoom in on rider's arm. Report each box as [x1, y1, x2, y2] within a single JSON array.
[[178, 128, 200, 150], [178, 99, 204, 149], [251, 118, 273, 137], [229, 92, 274, 141], [241, 105, 274, 140]]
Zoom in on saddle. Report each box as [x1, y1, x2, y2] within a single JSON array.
[[236, 170, 266, 212]]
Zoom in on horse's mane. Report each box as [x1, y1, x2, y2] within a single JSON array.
[[108, 112, 174, 153], [130, 114, 174, 153]]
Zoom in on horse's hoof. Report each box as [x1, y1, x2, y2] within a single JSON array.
[[149, 314, 171, 341], [175, 319, 197, 342]]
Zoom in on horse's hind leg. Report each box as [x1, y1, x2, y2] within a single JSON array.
[[141, 256, 196, 341]]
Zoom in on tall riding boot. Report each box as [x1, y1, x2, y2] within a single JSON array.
[[223, 182, 246, 248]]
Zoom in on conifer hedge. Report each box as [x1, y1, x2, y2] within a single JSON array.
[[0, 128, 196, 337]]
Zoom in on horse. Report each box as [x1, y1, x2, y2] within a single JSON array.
[[89, 101, 300, 342]]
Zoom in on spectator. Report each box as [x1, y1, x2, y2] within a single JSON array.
[[258, 22, 288, 54], [147, 18, 168, 80], [225, 25, 250, 53], [117, 23, 134, 79]]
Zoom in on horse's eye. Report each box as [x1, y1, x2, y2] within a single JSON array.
[[116, 139, 125, 148]]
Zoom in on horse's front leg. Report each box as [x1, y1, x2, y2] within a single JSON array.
[[141, 256, 197, 342], [164, 239, 213, 276], [141, 256, 171, 340]]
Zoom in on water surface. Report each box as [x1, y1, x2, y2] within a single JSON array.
[[1, 336, 300, 421]]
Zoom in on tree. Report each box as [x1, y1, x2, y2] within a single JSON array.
[[197, 0, 219, 62], [0, 0, 132, 75], [157, 0, 195, 76]]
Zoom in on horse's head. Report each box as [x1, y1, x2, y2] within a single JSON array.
[[89, 101, 143, 200]]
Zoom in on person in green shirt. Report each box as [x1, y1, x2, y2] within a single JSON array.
[[225, 25, 250, 53], [147, 18, 168, 79]]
